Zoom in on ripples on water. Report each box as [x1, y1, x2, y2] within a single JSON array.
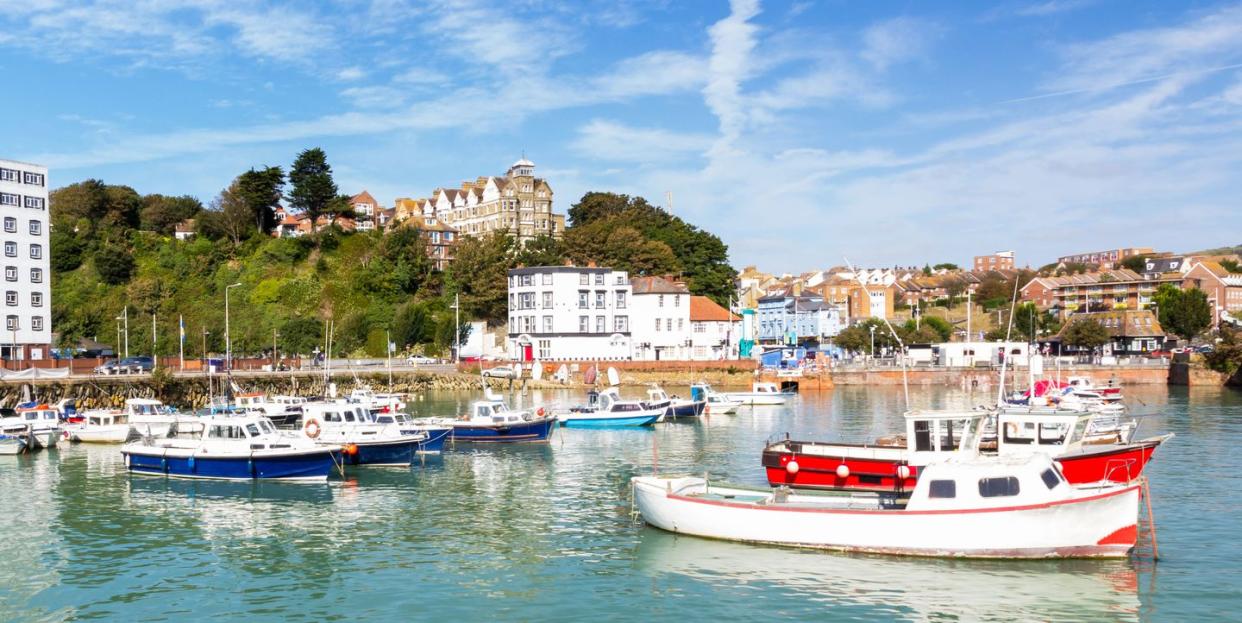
[[0, 385, 1236, 622]]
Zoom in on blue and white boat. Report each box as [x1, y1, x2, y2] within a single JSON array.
[[299, 403, 427, 466], [370, 411, 452, 453], [426, 392, 557, 443], [122, 414, 339, 481], [558, 388, 663, 428], [0, 433, 25, 455], [642, 386, 705, 420]]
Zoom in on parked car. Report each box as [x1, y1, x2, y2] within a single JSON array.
[[94, 359, 120, 375], [481, 365, 518, 379], [118, 356, 155, 373], [406, 355, 438, 365]]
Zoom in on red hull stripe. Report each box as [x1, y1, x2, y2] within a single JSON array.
[[668, 484, 1140, 516], [1097, 524, 1138, 546]]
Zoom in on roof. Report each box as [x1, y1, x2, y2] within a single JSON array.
[[174, 218, 196, 233], [401, 215, 458, 233], [350, 190, 378, 206], [1055, 310, 1165, 339], [511, 157, 535, 168], [689, 296, 739, 322], [631, 275, 690, 295]]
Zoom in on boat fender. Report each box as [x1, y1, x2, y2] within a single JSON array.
[[304, 418, 323, 439], [344, 443, 358, 456], [835, 464, 850, 479], [187, 456, 195, 472], [785, 460, 800, 475], [536, 407, 546, 417], [896, 465, 911, 481]]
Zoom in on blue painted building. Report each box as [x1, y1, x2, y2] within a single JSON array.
[[756, 294, 847, 345]]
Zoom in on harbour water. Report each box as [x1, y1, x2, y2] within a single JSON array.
[[0, 385, 1237, 622]]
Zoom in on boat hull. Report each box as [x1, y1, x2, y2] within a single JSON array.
[[130, 421, 174, 438], [0, 437, 25, 454], [724, 393, 791, 406], [412, 426, 451, 453], [66, 426, 132, 444], [665, 401, 706, 420], [336, 437, 421, 466], [449, 417, 557, 443], [123, 447, 337, 481], [561, 414, 660, 428], [633, 477, 1140, 559]]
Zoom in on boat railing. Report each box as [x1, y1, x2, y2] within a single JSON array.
[[1102, 458, 1138, 484]]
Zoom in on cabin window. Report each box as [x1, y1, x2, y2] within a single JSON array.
[[246, 424, 260, 437], [1038, 423, 1068, 445], [978, 477, 1020, 498], [377, 416, 393, 424], [913, 420, 932, 452], [1002, 421, 1035, 445], [929, 480, 956, 498], [324, 412, 340, 423], [939, 420, 957, 451], [1040, 468, 1061, 490], [343, 411, 356, 422]]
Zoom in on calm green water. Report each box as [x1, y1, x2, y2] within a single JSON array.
[[0, 385, 1237, 622]]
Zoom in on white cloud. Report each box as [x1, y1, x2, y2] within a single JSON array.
[[704, 0, 762, 146], [337, 66, 367, 81], [340, 86, 406, 109], [592, 50, 708, 98], [393, 67, 448, 85], [1015, 0, 1094, 17], [860, 16, 941, 71], [571, 119, 712, 163]]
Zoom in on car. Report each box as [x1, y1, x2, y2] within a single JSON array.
[[94, 359, 120, 375], [118, 356, 155, 373], [406, 355, 438, 365], [481, 365, 518, 379], [1196, 345, 1215, 354]]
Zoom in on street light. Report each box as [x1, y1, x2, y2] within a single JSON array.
[[225, 282, 241, 371], [869, 325, 877, 359], [115, 308, 129, 358], [202, 328, 210, 374], [450, 292, 460, 364]]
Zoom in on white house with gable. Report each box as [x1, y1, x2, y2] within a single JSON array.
[[507, 265, 632, 361]]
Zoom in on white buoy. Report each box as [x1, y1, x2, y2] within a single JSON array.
[[896, 465, 911, 480], [785, 460, 800, 474], [836, 464, 850, 479]]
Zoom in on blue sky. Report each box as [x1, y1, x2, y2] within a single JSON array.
[[2, 0, 1240, 271]]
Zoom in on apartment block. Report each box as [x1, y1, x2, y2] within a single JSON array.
[[0, 159, 51, 360]]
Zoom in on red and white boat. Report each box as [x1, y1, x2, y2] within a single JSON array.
[[763, 408, 1169, 492], [634, 454, 1142, 559]]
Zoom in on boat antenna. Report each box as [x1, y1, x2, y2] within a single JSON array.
[[845, 258, 909, 410], [995, 270, 1022, 408]]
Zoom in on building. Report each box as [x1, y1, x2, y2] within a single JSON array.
[[397, 215, 458, 271], [689, 296, 740, 360], [1052, 310, 1166, 356], [1019, 269, 1182, 316], [429, 158, 565, 243], [755, 293, 845, 345], [1182, 261, 1242, 328], [350, 191, 380, 231], [506, 265, 631, 361], [629, 276, 692, 361], [973, 251, 1014, 272], [1057, 247, 1153, 269], [174, 219, 196, 240], [0, 159, 51, 361], [817, 273, 895, 320]]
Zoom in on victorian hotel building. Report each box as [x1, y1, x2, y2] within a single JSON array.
[[0, 159, 51, 361]]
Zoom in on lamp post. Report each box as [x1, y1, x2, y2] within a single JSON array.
[[201, 328, 209, 375], [115, 309, 129, 358], [869, 325, 877, 361], [451, 291, 460, 364], [225, 282, 241, 371]]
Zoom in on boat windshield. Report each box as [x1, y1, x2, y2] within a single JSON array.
[[246, 423, 261, 437]]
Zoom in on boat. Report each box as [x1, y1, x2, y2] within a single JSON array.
[[633, 454, 1142, 559], [763, 408, 1169, 492], [122, 414, 339, 481], [722, 382, 795, 406], [344, 385, 407, 414], [370, 411, 452, 453], [0, 405, 61, 449], [641, 386, 705, 420], [299, 402, 426, 466], [234, 392, 305, 427], [63, 411, 133, 444], [691, 383, 741, 415], [557, 388, 663, 428], [425, 392, 557, 443], [0, 433, 26, 455], [118, 398, 178, 438]]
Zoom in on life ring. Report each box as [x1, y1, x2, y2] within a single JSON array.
[[304, 418, 322, 439], [536, 407, 546, 417]]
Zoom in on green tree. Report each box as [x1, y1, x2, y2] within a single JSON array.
[[139, 194, 202, 235], [50, 229, 85, 273], [1153, 286, 1212, 341], [95, 244, 135, 285], [289, 148, 340, 232], [235, 166, 285, 235], [198, 182, 255, 246], [1120, 255, 1151, 272], [922, 264, 932, 276], [834, 318, 899, 354], [933, 263, 959, 271], [1220, 259, 1241, 273], [515, 234, 564, 267], [446, 232, 517, 324], [1205, 327, 1242, 375], [392, 300, 432, 348], [1061, 318, 1110, 350], [280, 317, 323, 355], [920, 315, 953, 342]]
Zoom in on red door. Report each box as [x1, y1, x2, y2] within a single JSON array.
[[522, 344, 533, 362]]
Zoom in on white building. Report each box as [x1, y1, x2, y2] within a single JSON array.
[[689, 296, 741, 360], [507, 265, 631, 361], [0, 159, 51, 361], [630, 276, 692, 360]]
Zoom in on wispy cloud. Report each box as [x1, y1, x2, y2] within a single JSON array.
[[571, 120, 712, 163], [860, 16, 942, 71]]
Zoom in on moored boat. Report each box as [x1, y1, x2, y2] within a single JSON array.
[[426, 393, 557, 443], [122, 414, 339, 481], [371, 411, 452, 453], [641, 386, 705, 420], [692, 383, 741, 415], [723, 382, 795, 406], [0, 405, 61, 449], [0, 433, 26, 455], [558, 388, 663, 428], [63, 411, 133, 444], [299, 402, 426, 466], [634, 454, 1141, 559]]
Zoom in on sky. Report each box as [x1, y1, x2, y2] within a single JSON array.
[[1, 0, 1240, 272]]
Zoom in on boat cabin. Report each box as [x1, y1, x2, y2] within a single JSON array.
[[752, 382, 784, 394], [902, 410, 987, 465], [126, 398, 171, 416], [469, 401, 526, 424], [86, 412, 127, 427], [906, 454, 1069, 511], [995, 411, 1091, 457], [303, 403, 372, 425], [601, 388, 645, 413], [235, 393, 268, 409], [202, 417, 293, 449], [646, 387, 671, 403], [15, 407, 59, 425]]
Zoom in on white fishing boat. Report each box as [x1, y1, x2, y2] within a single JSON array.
[[0, 405, 61, 449], [558, 388, 663, 427], [691, 383, 740, 414], [233, 392, 306, 427], [632, 454, 1141, 559], [0, 433, 26, 455], [123, 399, 178, 437], [63, 411, 133, 444], [425, 391, 557, 443], [722, 382, 794, 406], [641, 386, 705, 420], [299, 402, 426, 466], [345, 385, 407, 414]]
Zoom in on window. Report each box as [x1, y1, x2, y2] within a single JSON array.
[[693, 322, 705, 333], [978, 477, 1020, 498], [519, 292, 534, 309], [538, 339, 551, 359], [541, 315, 553, 332], [1040, 468, 1061, 490], [595, 315, 605, 333], [31, 316, 42, 332], [615, 291, 626, 308], [658, 294, 665, 307], [579, 273, 589, 285], [615, 315, 628, 332], [30, 293, 41, 307], [24, 196, 44, 210], [678, 319, 684, 331], [594, 273, 604, 285], [3, 267, 13, 282], [31, 243, 42, 259], [542, 291, 553, 309], [520, 274, 533, 287], [28, 220, 39, 236], [913, 420, 932, 452], [2, 218, 13, 233], [0, 194, 17, 206], [4, 291, 14, 306], [578, 291, 589, 309], [579, 316, 589, 332], [0, 169, 17, 183], [655, 318, 662, 332], [5, 315, 15, 330], [928, 480, 956, 498], [509, 293, 515, 310], [595, 291, 605, 308], [542, 273, 552, 285], [23, 172, 44, 186], [674, 295, 680, 307]]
